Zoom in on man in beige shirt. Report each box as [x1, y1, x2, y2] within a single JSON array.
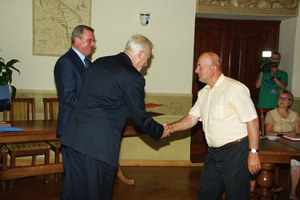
[[168, 52, 261, 200]]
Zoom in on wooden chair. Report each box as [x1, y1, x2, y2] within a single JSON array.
[[43, 98, 61, 182], [259, 108, 272, 137], [3, 98, 50, 188]]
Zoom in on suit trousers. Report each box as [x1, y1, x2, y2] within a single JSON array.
[[198, 137, 250, 200], [66, 146, 117, 200], [60, 145, 73, 200]]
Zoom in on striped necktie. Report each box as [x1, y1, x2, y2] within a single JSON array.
[[84, 58, 89, 68]]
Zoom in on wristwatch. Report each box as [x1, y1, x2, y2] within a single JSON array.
[[249, 148, 259, 153]]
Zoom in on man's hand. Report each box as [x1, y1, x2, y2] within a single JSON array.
[[160, 122, 173, 139], [248, 152, 261, 175]]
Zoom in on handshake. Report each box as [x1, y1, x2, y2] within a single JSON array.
[[161, 122, 174, 139]]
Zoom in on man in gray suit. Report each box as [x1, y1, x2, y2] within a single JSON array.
[[59, 34, 170, 200]]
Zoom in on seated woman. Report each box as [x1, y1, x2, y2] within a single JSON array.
[[265, 90, 300, 200]]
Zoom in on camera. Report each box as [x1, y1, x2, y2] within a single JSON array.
[[261, 60, 277, 73], [260, 51, 278, 73], [140, 12, 150, 26]]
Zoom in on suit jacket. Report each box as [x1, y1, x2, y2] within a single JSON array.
[[59, 52, 164, 167], [54, 48, 91, 135]]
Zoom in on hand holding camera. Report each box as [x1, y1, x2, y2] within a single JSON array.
[[260, 51, 279, 73]]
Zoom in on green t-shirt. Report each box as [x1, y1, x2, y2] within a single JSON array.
[[257, 70, 288, 108]]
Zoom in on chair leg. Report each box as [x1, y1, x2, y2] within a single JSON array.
[[9, 151, 16, 189], [44, 150, 50, 184], [32, 155, 36, 165], [9, 181, 13, 189], [274, 166, 279, 185], [1, 151, 7, 189], [54, 148, 60, 182], [288, 171, 291, 186]]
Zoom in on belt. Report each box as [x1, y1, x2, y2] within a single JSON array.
[[213, 136, 247, 152]]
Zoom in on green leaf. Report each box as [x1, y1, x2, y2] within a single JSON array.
[[6, 59, 19, 67], [0, 57, 20, 97], [10, 86, 16, 98]]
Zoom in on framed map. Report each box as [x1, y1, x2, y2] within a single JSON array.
[[33, 0, 91, 56]]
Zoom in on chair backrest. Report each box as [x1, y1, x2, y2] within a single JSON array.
[[259, 108, 272, 136], [3, 98, 36, 121], [43, 98, 59, 120]]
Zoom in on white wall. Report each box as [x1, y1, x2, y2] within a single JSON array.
[[0, 0, 196, 94], [279, 16, 298, 95], [289, 14, 300, 97]]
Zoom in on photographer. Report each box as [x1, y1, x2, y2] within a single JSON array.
[[255, 52, 288, 108]]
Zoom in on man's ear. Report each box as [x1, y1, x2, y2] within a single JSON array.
[[211, 65, 217, 71], [74, 37, 81, 44], [138, 50, 144, 59]]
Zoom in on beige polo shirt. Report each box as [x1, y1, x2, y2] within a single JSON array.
[[265, 108, 299, 132], [189, 74, 257, 147]]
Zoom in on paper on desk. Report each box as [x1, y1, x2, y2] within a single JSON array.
[[281, 135, 300, 142], [0, 121, 11, 127], [0, 126, 24, 132]]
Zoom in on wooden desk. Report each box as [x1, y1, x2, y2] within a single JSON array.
[[0, 120, 135, 185], [258, 137, 300, 199], [0, 120, 63, 182], [277, 137, 300, 151]]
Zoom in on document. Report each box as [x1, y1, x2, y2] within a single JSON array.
[[281, 135, 300, 141]]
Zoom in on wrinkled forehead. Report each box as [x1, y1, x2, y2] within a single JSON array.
[[279, 93, 291, 98], [198, 55, 211, 67]]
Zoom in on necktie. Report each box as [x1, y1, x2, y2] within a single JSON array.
[[84, 58, 89, 68]]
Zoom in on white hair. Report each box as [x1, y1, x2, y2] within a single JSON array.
[[124, 34, 153, 54]]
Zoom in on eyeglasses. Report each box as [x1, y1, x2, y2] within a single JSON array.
[[278, 97, 292, 101], [80, 37, 97, 43]]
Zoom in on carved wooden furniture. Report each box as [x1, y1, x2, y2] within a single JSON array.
[[258, 137, 300, 199], [43, 98, 61, 182], [0, 120, 137, 187], [3, 98, 50, 188], [0, 120, 63, 186]]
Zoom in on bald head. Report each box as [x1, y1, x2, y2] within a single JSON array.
[[200, 52, 221, 70], [195, 52, 222, 88]]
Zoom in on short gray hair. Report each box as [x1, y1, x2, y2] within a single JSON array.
[[71, 25, 94, 44], [278, 90, 294, 101], [124, 34, 153, 54]]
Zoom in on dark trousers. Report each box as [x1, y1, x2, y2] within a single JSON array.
[[60, 145, 73, 200], [66, 146, 117, 200], [198, 137, 250, 200]]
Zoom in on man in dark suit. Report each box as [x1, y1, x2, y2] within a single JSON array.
[[54, 25, 96, 200], [59, 34, 170, 200]]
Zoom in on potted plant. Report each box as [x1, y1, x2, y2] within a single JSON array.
[[0, 57, 20, 98]]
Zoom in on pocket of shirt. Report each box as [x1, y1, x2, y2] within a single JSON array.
[[210, 104, 224, 120]]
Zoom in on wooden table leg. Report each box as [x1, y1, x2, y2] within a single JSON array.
[[256, 163, 275, 200], [116, 165, 134, 185], [0, 144, 3, 165]]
